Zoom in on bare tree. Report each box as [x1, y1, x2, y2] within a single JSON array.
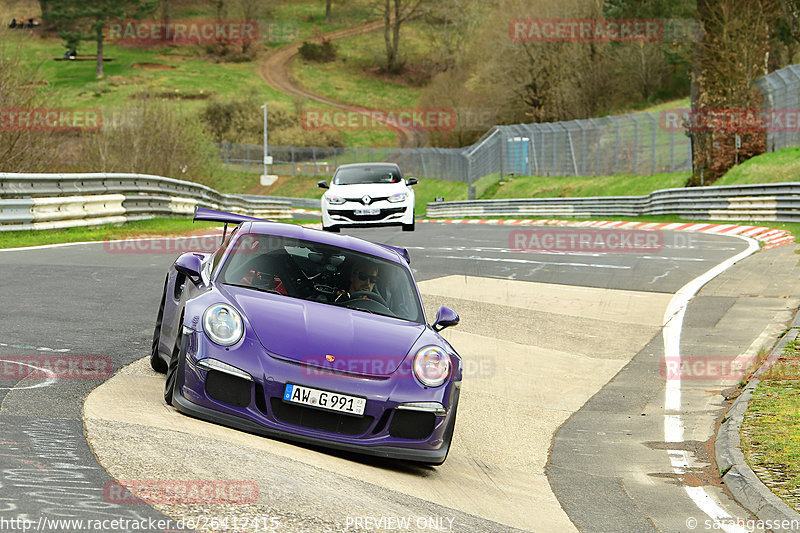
[[369, 0, 426, 74], [780, 0, 800, 41], [207, 0, 227, 20], [452, 0, 618, 124], [423, 0, 490, 72], [0, 35, 58, 172], [690, 0, 778, 184], [45, 0, 156, 79]]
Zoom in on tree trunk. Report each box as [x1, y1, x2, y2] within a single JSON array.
[[161, 0, 172, 42], [391, 0, 401, 73], [689, 0, 710, 185], [96, 25, 104, 79], [326, 0, 332, 22], [38, 0, 49, 23], [384, 0, 394, 72]]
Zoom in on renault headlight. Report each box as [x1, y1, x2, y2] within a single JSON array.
[[388, 192, 407, 203], [413, 346, 451, 387], [326, 194, 346, 205], [203, 304, 244, 346]]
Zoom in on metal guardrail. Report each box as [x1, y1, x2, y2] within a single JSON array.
[[237, 194, 320, 210], [0, 173, 292, 231], [426, 182, 800, 223]]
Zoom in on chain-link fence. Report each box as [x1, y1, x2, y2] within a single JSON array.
[[217, 143, 468, 183], [218, 111, 692, 199], [755, 64, 800, 153], [493, 113, 692, 178], [220, 65, 800, 198]]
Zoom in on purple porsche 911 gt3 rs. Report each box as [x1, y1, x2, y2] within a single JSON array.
[[150, 208, 461, 465]]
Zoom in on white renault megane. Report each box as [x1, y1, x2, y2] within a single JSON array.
[[318, 163, 417, 232]]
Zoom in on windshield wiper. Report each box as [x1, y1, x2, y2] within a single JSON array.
[[341, 303, 401, 319]]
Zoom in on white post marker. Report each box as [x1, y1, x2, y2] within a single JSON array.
[[261, 103, 277, 186]]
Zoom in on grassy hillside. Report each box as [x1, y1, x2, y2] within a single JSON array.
[[1, 27, 290, 113], [490, 172, 690, 199], [0, 0, 379, 115], [715, 147, 800, 185]]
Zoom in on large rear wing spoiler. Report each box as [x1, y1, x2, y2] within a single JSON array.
[[377, 243, 411, 264], [194, 208, 269, 242], [195, 207, 411, 264], [193, 207, 267, 225]]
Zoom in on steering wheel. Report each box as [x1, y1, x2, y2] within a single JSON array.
[[348, 290, 389, 307]]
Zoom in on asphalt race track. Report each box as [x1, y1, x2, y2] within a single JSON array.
[[1, 221, 799, 533]]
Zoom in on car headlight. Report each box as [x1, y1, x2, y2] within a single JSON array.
[[203, 304, 244, 346], [388, 192, 407, 203], [326, 194, 346, 205], [413, 346, 451, 387]]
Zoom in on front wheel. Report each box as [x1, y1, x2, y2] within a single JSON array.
[[423, 390, 459, 466], [164, 318, 184, 405], [150, 277, 168, 373], [402, 210, 415, 232]]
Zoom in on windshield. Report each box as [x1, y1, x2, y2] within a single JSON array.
[[332, 166, 403, 185], [217, 233, 424, 323]]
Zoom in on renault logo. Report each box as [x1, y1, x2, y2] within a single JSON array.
[[361, 195, 372, 205]]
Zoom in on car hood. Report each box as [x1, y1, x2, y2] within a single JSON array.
[[328, 182, 408, 199], [224, 285, 425, 377]]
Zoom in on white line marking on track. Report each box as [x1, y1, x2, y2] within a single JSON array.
[[662, 235, 759, 533], [0, 342, 70, 352], [424, 255, 631, 270], [0, 359, 58, 390]]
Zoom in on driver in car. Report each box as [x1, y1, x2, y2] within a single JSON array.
[[348, 261, 379, 297]]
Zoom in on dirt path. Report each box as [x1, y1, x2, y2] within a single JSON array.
[[257, 20, 425, 148]]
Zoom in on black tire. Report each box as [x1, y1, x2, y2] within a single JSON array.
[[149, 278, 168, 373], [324, 225, 340, 233], [164, 317, 184, 405], [402, 211, 415, 232], [425, 394, 459, 467]]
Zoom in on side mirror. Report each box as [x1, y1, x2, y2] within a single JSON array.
[[317, 180, 329, 189], [175, 253, 203, 283], [433, 306, 459, 332], [406, 177, 418, 186]]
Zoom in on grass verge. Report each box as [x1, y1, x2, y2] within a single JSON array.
[[741, 338, 800, 506], [247, 174, 468, 215], [715, 147, 800, 185], [492, 172, 690, 198]]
